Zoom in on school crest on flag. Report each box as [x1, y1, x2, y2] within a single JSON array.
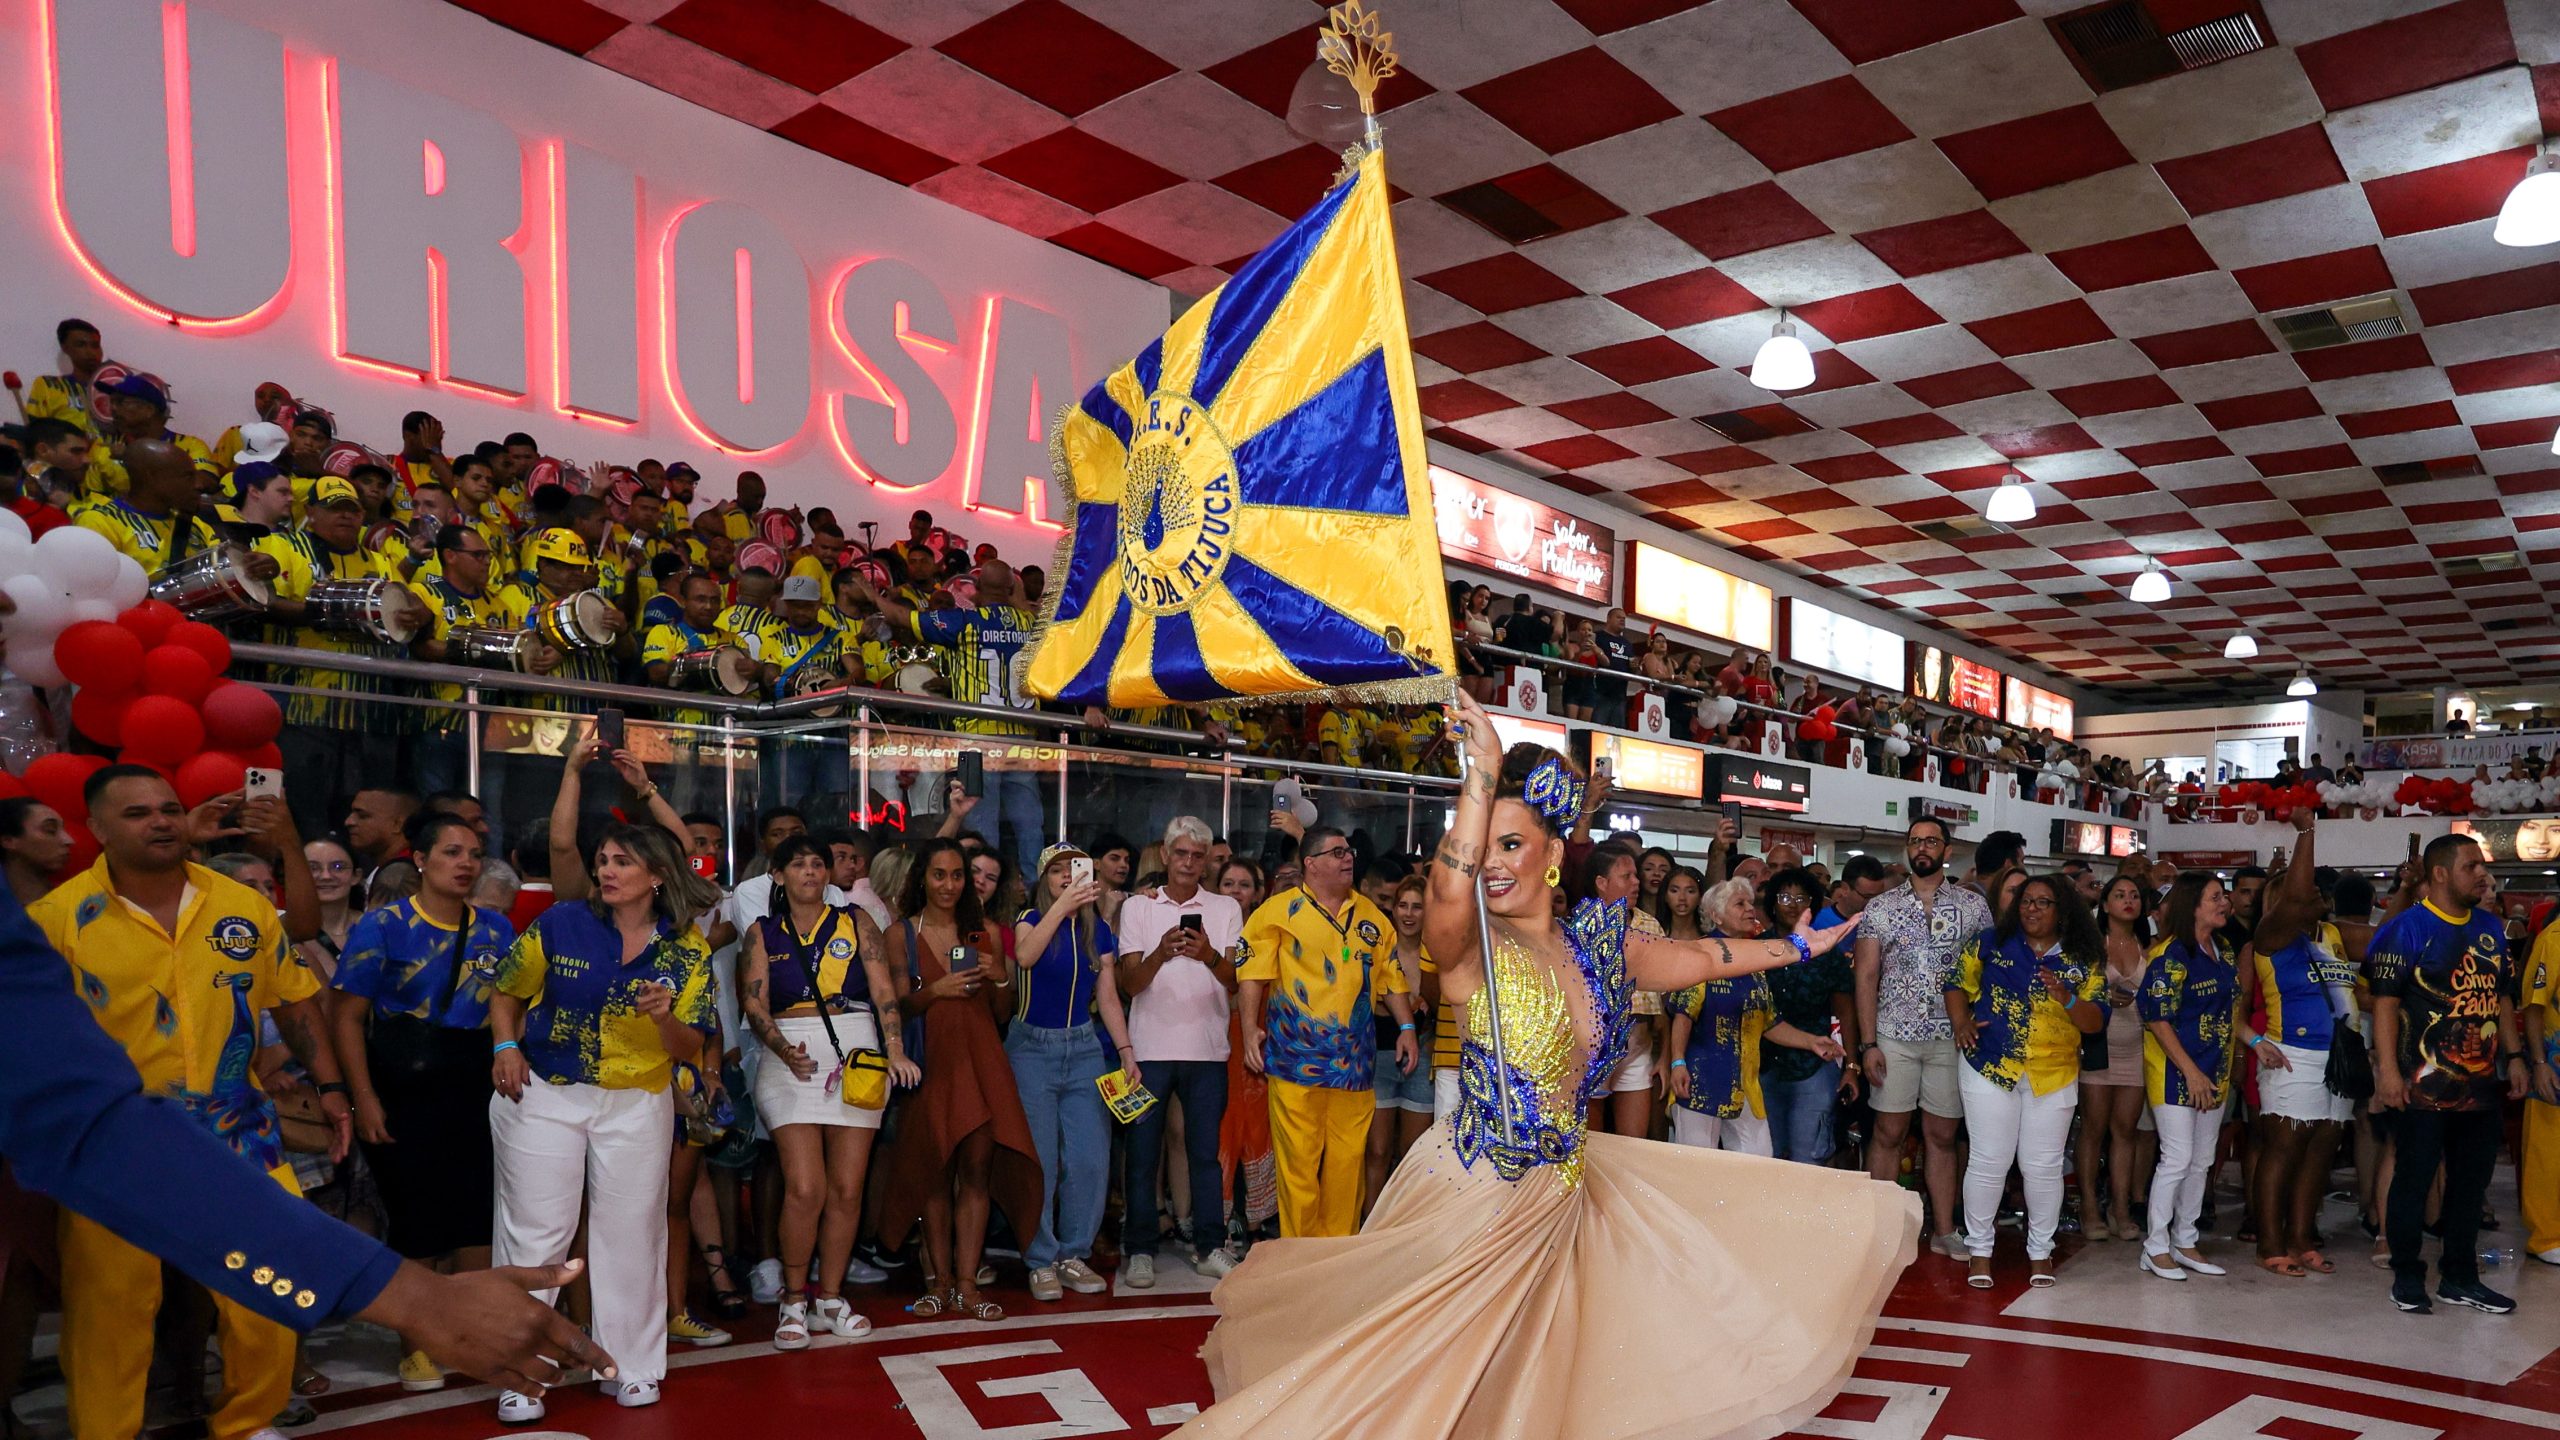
[[1024, 140, 1453, 709]]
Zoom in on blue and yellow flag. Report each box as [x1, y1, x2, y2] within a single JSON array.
[[1025, 143, 1452, 709]]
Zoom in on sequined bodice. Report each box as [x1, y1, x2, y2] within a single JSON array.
[[1452, 900, 1634, 1190]]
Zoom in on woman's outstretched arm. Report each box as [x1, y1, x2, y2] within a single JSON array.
[[1624, 910, 1859, 993]]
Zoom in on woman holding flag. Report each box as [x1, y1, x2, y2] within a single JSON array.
[[1176, 692, 1918, 1438]]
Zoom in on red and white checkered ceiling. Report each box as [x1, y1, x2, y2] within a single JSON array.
[[447, 0, 2560, 701]]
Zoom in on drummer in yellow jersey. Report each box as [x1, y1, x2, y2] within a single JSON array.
[[70, 438, 250, 577], [2523, 922, 2560, 1263], [642, 571, 770, 730], [497, 527, 631, 693], [82, 373, 219, 500], [33, 766, 353, 1440], [410, 524, 509, 799], [22, 317, 108, 436]]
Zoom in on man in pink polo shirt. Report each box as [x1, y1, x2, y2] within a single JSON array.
[[1115, 816, 1244, 1286]]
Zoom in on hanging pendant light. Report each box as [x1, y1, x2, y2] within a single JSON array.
[[1985, 473, 2036, 524], [2223, 633, 2258, 660], [2494, 150, 2560, 248], [1286, 60, 1366, 146], [2286, 670, 2316, 697], [2130, 562, 2170, 603], [1749, 314, 1814, 392]]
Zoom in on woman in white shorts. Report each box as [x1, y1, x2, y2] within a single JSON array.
[[1584, 846, 1665, 1136], [2239, 816, 2354, 1277], [742, 836, 919, 1348]]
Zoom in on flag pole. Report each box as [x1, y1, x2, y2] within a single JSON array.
[[1457, 736, 1518, 1147], [1315, 0, 1516, 1148]]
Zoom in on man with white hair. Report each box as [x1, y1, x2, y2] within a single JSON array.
[[1116, 816, 1244, 1283]]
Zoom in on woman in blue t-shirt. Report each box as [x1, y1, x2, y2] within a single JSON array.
[[2139, 873, 2241, 1282], [328, 811, 515, 1392], [1007, 844, 1135, 1302]]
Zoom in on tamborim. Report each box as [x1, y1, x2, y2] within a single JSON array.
[[668, 646, 757, 696], [531, 589, 616, 650], [305, 578, 428, 646], [149, 544, 272, 621]]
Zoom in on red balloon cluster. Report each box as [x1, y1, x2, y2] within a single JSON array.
[[2222, 780, 2324, 821], [1795, 704, 1839, 743], [26, 604, 286, 880], [2392, 774, 2473, 816]]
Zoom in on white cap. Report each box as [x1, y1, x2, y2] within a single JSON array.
[[779, 575, 825, 603], [233, 421, 289, 466]]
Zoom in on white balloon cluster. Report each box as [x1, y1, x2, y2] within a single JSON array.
[[1882, 722, 1911, 758], [1698, 694, 1739, 729], [0, 516, 152, 688], [2470, 776, 2560, 814], [2315, 778, 2391, 811]]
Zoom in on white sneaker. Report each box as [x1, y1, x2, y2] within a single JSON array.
[[1058, 1257, 1110, 1294], [749, 1257, 783, 1305], [1125, 1253, 1155, 1289], [497, 1390, 547, 1423], [810, 1296, 872, 1338], [845, 1256, 890, 1285], [2532, 1247, 2560, 1266], [2139, 1251, 2187, 1282], [1193, 1247, 1241, 1279], [1932, 1232, 1967, 1260], [2174, 1248, 2226, 1277], [774, 1298, 812, 1351], [611, 1378, 660, 1408], [1029, 1266, 1064, 1302]]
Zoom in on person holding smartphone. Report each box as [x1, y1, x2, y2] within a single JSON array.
[[1116, 817, 1245, 1283], [877, 839, 1039, 1322]]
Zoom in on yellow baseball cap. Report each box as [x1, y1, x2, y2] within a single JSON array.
[[311, 476, 362, 509], [524, 527, 594, 568]]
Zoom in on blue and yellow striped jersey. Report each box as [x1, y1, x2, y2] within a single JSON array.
[[494, 904, 718, 1093]]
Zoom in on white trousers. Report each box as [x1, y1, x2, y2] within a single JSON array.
[[490, 1081, 675, 1384], [1432, 1068, 1461, 1124], [2145, 1101, 2224, 1256], [1669, 1106, 1773, 1155], [1957, 1065, 2077, 1260]]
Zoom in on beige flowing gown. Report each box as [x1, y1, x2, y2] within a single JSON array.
[[1179, 907, 1920, 1440]]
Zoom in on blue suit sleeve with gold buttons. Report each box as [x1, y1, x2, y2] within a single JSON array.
[[0, 888, 400, 1329]]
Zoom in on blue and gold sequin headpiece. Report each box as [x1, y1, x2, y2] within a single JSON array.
[[1520, 754, 1585, 834]]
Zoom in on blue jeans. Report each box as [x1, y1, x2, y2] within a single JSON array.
[[1004, 1022, 1113, 1270], [959, 766, 1048, 883], [1763, 1063, 1840, 1164], [1123, 1057, 1227, 1257]]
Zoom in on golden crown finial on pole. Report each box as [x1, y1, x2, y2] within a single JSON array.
[[1318, 0, 1398, 117]]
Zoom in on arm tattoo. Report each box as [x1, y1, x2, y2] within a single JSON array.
[[1436, 852, 1480, 878], [276, 1005, 321, 1070], [1463, 771, 1496, 802], [1714, 938, 1734, 972]]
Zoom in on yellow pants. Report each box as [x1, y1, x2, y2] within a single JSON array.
[[1268, 1079, 1372, 1238], [61, 1166, 299, 1440], [2528, 1099, 2560, 1257]]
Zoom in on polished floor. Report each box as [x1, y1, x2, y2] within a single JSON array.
[[21, 1167, 2559, 1440]]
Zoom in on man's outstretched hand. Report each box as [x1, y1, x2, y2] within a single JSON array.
[[358, 1258, 615, 1393]]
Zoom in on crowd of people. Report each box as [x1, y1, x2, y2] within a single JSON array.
[[0, 314, 2161, 871], [7, 719, 2555, 1432]]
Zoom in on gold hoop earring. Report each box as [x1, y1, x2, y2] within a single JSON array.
[[1544, 864, 1562, 889]]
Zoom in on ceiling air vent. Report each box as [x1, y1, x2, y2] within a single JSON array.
[[1911, 516, 2000, 544], [2440, 551, 2525, 578], [2269, 292, 2408, 352], [1438, 182, 1563, 245], [2376, 456, 2485, 485], [2050, 1, 2271, 91], [1694, 410, 1777, 443]]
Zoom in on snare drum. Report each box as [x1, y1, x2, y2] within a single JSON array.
[[788, 666, 848, 718], [150, 544, 273, 621], [668, 646, 757, 696], [889, 645, 940, 697], [532, 589, 616, 650], [447, 627, 534, 670], [305, 578, 429, 646]]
